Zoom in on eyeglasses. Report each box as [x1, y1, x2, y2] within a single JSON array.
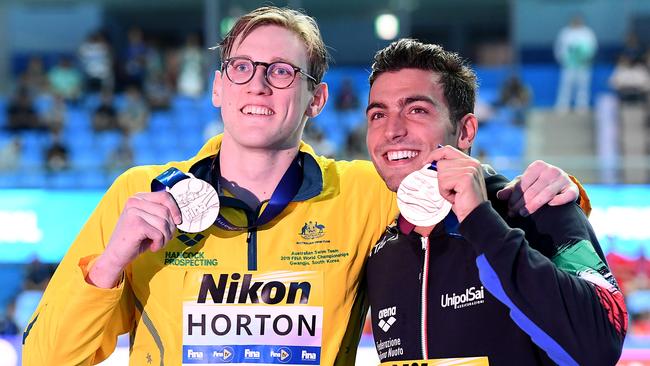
[[222, 56, 318, 89]]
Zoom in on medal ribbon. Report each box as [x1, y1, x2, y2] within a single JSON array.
[[151, 153, 303, 232], [210, 153, 303, 231], [151, 167, 191, 192]]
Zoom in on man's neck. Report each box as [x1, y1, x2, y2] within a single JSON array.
[[219, 138, 299, 208], [413, 224, 436, 238]]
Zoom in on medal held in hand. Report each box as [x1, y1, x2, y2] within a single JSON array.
[[152, 168, 220, 233], [168, 174, 220, 233], [397, 163, 452, 227]]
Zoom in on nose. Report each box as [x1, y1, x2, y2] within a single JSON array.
[[384, 114, 407, 142], [246, 64, 272, 94]]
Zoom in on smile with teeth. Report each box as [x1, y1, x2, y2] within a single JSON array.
[[241, 105, 275, 115], [386, 150, 419, 161]]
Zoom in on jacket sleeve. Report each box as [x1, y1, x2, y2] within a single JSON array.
[[22, 171, 141, 365], [459, 201, 627, 366]]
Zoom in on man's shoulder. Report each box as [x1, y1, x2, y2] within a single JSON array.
[[316, 157, 380, 179]]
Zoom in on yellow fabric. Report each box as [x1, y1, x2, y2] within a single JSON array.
[[22, 134, 398, 365], [569, 175, 592, 217]]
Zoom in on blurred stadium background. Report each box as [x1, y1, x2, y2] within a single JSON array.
[[0, 0, 649, 364]]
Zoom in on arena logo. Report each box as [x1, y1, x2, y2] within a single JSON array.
[[377, 306, 397, 332]]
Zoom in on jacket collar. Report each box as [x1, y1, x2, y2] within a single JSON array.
[[187, 134, 329, 202]]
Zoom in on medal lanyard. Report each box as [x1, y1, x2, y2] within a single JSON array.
[[210, 152, 303, 231], [152, 154, 303, 232], [151, 168, 191, 191]]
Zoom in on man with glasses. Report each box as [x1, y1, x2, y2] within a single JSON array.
[[23, 7, 584, 365]]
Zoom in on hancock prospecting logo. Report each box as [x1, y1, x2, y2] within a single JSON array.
[[299, 221, 325, 240]]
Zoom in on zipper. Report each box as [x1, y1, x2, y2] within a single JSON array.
[[246, 229, 258, 271], [245, 206, 261, 271], [420, 236, 430, 359]]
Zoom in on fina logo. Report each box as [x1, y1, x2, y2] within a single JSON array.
[[299, 221, 325, 240], [212, 347, 234, 362], [301, 350, 318, 361], [244, 348, 261, 360], [187, 349, 204, 360], [270, 347, 292, 363]]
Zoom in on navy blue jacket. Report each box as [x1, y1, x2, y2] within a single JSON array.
[[366, 171, 627, 366]]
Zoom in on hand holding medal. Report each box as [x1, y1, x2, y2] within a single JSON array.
[[426, 145, 489, 223], [397, 162, 452, 227], [152, 168, 220, 233]]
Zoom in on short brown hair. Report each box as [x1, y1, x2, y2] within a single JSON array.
[[218, 6, 328, 85], [369, 39, 477, 130]]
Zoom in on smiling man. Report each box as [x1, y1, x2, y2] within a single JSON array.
[[365, 39, 627, 366], [23, 7, 585, 366]]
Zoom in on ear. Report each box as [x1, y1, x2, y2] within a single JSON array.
[[212, 70, 223, 107], [456, 113, 478, 152], [305, 82, 329, 118]]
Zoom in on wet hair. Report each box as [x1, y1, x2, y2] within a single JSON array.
[[218, 6, 328, 85], [369, 38, 477, 130]]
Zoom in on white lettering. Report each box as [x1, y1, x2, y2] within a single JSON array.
[[301, 350, 317, 360], [187, 349, 203, 359], [378, 306, 397, 319], [244, 349, 260, 359], [441, 286, 485, 309]]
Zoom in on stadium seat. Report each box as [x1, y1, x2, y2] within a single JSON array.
[[46, 171, 81, 189], [78, 170, 108, 189], [0, 96, 7, 127], [148, 111, 174, 131]]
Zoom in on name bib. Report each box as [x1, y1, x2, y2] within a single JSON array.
[[182, 270, 324, 365]]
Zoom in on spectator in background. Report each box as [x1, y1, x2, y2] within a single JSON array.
[[106, 129, 134, 173], [622, 31, 645, 63], [118, 85, 149, 134], [47, 58, 83, 103], [14, 260, 54, 332], [123, 27, 148, 90], [554, 15, 598, 113], [609, 54, 650, 183], [78, 31, 114, 94], [41, 93, 67, 134], [6, 88, 44, 131], [44, 131, 69, 172], [177, 33, 205, 98], [498, 75, 532, 126], [334, 78, 359, 111], [329, 78, 363, 157], [0, 299, 19, 336], [610, 54, 650, 103], [0, 137, 22, 171], [302, 123, 336, 158], [20, 57, 49, 97], [144, 71, 172, 110], [92, 91, 119, 131]]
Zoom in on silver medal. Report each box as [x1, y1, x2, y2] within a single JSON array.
[[168, 174, 220, 233], [397, 164, 452, 227]]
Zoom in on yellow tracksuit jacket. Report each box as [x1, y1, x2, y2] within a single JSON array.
[[22, 134, 397, 365]]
